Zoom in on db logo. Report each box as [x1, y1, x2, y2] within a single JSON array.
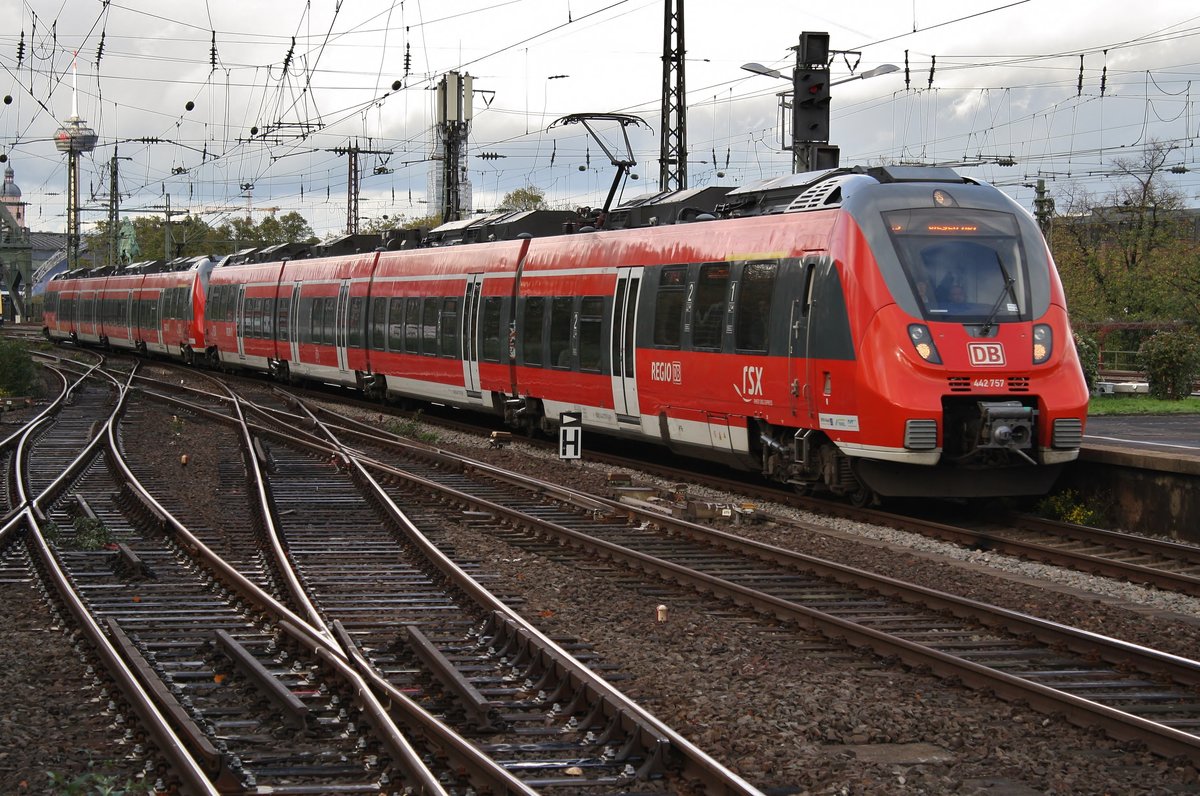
[[967, 342, 1006, 367]]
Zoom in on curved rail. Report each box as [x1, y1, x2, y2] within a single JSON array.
[[292, 400, 1200, 760]]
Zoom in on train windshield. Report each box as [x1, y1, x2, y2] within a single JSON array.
[[885, 208, 1028, 324]]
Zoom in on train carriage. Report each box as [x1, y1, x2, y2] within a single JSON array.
[[48, 164, 1088, 503], [204, 260, 288, 371], [368, 244, 520, 409], [273, 253, 379, 388]]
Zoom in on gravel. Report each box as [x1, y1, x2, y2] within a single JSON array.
[[9, 373, 1200, 795]]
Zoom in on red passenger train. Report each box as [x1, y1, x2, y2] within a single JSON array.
[[44, 165, 1089, 502]]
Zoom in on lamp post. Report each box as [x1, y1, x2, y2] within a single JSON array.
[[742, 33, 897, 173]]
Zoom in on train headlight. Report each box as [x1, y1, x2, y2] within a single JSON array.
[[1032, 323, 1052, 364], [907, 324, 941, 364]]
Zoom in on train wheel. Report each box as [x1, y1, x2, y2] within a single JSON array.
[[849, 483, 875, 508]]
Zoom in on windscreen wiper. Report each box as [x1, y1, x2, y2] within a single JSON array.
[[980, 252, 1020, 335]]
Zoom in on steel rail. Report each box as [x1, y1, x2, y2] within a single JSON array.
[[292, 399, 766, 796], [107, 383, 455, 795], [111, 382, 543, 795], [16, 368, 220, 794], [306, 420, 1200, 760]]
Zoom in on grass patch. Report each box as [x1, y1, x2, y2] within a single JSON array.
[[1087, 394, 1200, 416], [383, 411, 440, 444]]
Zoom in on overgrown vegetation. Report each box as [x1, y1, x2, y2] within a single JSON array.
[[1138, 328, 1200, 400], [43, 517, 114, 549], [0, 338, 38, 397], [72, 517, 114, 550], [1035, 489, 1105, 526], [385, 412, 440, 444], [45, 767, 153, 795]]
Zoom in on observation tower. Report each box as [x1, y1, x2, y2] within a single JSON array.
[[54, 59, 97, 271]]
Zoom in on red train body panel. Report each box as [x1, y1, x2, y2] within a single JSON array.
[[45, 166, 1089, 501]]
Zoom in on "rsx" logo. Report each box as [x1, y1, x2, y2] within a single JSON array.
[[967, 342, 1006, 367]]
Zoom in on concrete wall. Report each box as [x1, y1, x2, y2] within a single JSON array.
[[1055, 446, 1200, 542]]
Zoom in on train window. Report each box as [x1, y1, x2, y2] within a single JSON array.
[[370, 297, 387, 351], [277, 295, 290, 342], [549, 297, 573, 368], [297, 296, 314, 343], [653, 266, 686, 348], [421, 297, 439, 356], [387, 298, 405, 351], [439, 297, 459, 359], [885, 208, 1027, 322], [735, 261, 777, 352], [322, 298, 336, 345], [263, 297, 275, 340], [522, 296, 546, 367], [347, 297, 365, 348], [481, 297, 503, 363], [251, 298, 263, 338], [579, 296, 604, 372], [693, 264, 729, 349], [404, 297, 421, 353]]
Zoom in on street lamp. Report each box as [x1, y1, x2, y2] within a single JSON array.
[[741, 38, 898, 173]]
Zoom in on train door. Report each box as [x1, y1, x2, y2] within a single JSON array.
[[125, 290, 135, 343], [235, 285, 247, 358], [288, 284, 302, 363], [610, 266, 642, 425], [789, 256, 821, 420], [334, 280, 351, 372], [461, 274, 484, 398]]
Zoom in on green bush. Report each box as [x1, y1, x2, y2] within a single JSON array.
[[1035, 489, 1105, 526], [0, 338, 37, 397], [1138, 328, 1200, 400], [1072, 331, 1099, 391]]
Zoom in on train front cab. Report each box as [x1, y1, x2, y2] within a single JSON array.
[[832, 173, 1089, 499]]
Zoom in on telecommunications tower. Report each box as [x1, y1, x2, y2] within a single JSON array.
[[54, 56, 98, 271]]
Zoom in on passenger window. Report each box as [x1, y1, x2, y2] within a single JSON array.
[[421, 297, 439, 355], [735, 261, 777, 352], [579, 296, 604, 372], [550, 297, 573, 368], [522, 296, 546, 366], [404, 297, 421, 353], [388, 298, 405, 351], [370, 297, 387, 350], [481, 297, 503, 362], [347, 297, 364, 347], [693, 263, 729, 349], [654, 265, 686, 348], [439, 297, 459, 358]]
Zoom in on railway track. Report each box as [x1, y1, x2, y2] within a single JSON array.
[[137, 357, 1200, 605], [283, 397, 1200, 761], [230, 391, 761, 794], [8, 367, 529, 793]]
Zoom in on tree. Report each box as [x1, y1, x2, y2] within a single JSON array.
[[1050, 141, 1198, 324], [500, 186, 546, 211], [215, 211, 317, 250]]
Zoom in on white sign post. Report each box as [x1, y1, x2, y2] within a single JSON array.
[[559, 411, 582, 460]]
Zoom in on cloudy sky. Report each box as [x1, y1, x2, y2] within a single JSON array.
[[2, 0, 1199, 243]]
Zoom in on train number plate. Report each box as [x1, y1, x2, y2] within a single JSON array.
[[972, 378, 1007, 389]]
